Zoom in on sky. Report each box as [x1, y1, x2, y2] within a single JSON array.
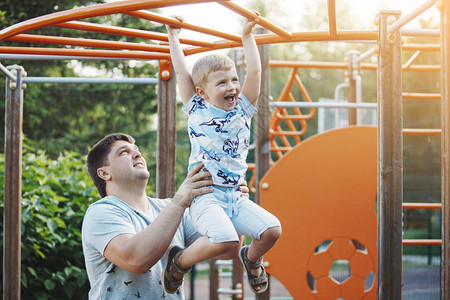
[[158, 0, 440, 65], [160, 0, 440, 37]]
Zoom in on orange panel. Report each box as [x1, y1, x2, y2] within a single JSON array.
[[327, 238, 357, 260], [315, 276, 341, 299], [308, 252, 334, 279], [350, 250, 374, 278], [260, 126, 377, 299], [341, 276, 366, 300]]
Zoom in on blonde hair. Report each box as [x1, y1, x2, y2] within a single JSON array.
[[192, 54, 235, 88]]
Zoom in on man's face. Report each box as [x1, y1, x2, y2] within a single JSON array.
[[198, 68, 240, 111], [103, 140, 149, 183]]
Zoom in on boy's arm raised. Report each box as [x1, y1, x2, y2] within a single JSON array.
[[167, 20, 195, 105], [240, 19, 262, 106]]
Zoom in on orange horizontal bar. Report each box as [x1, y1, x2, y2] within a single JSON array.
[[219, 1, 293, 40], [402, 128, 441, 135], [402, 239, 441, 246], [403, 65, 440, 72], [125, 10, 242, 43], [7, 34, 170, 53], [0, 0, 224, 41], [256, 30, 378, 43], [270, 60, 377, 70], [270, 61, 350, 69], [247, 162, 273, 169], [403, 203, 442, 209], [269, 60, 439, 73], [402, 92, 441, 100], [270, 131, 305, 137], [270, 146, 292, 152], [0, 46, 170, 60], [275, 115, 314, 121], [403, 44, 440, 51], [185, 30, 379, 56], [55, 21, 214, 48]]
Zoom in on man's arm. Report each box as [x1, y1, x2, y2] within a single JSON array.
[[240, 18, 262, 106], [103, 163, 213, 274], [167, 18, 196, 105]]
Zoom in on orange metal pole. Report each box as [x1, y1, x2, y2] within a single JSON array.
[[402, 203, 442, 209], [403, 50, 421, 68], [183, 30, 379, 57], [402, 239, 442, 245], [270, 68, 297, 129], [276, 114, 312, 121], [404, 65, 440, 72], [269, 60, 439, 72], [55, 21, 214, 48], [256, 30, 378, 43], [402, 128, 442, 135], [293, 74, 316, 119], [402, 92, 441, 99], [269, 146, 291, 152], [269, 60, 378, 71], [327, 0, 337, 38], [218, 1, 293, 40], [0, 0, 227, 41], [0, 46, 170, 60], [125, 11, 242, 43], [270, 130, 306, 137], [7, 34, 171, 52], [403, 43, 440, 51]]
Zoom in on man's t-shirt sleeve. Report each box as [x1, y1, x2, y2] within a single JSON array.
[[82, 202, 136, 255]]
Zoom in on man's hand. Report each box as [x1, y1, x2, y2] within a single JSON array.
[[172, 163, 213, 209], [239, 180, 250, 198]]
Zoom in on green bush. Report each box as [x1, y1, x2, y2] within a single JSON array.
[[0, 143, 98, 299]]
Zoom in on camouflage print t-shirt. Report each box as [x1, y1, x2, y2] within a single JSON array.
[[182, 93, 257, 187]]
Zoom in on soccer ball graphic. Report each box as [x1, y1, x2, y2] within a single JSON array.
[[306, 237, 375, 300]]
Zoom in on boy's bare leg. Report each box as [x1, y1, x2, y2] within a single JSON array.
[[246, 226, 282, 290], [170, 236, 239, 280]]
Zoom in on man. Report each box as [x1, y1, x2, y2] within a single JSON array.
[[82, 133, 247, 299]]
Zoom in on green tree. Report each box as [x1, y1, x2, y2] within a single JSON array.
[[0, 1, 164, 156]]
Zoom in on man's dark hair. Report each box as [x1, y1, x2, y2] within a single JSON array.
[[87, 133, 135, 198]]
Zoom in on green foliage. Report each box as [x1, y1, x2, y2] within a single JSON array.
[[265, 1, 376, 140], [22, 76, 158, 156], [0, 141, 98, 299], [0, 0, 103, 27], [0, 0, 162, 156]]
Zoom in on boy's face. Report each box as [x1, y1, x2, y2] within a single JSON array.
[[197, 68, 240, 111]]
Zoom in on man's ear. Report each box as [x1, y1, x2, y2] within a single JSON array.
[[97, 167, 111, 181]]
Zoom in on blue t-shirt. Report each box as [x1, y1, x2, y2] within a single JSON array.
[[182, 93, 257, 187], [82, 195, 200, 299]]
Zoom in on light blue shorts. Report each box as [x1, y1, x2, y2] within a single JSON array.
[[189, 186, 281, 244]]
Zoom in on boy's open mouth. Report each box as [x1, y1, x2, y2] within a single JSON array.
[[224, 94, 235, 103]]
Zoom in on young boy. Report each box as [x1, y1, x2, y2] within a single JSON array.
[[164, 17, 281, 294]]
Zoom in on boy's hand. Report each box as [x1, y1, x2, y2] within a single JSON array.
[[172, 163, 213, 209], [167, 16, 184, 36], [242, 17, 259, 36]]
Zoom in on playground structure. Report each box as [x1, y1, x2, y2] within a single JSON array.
[[1, 0, 449, 299]]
